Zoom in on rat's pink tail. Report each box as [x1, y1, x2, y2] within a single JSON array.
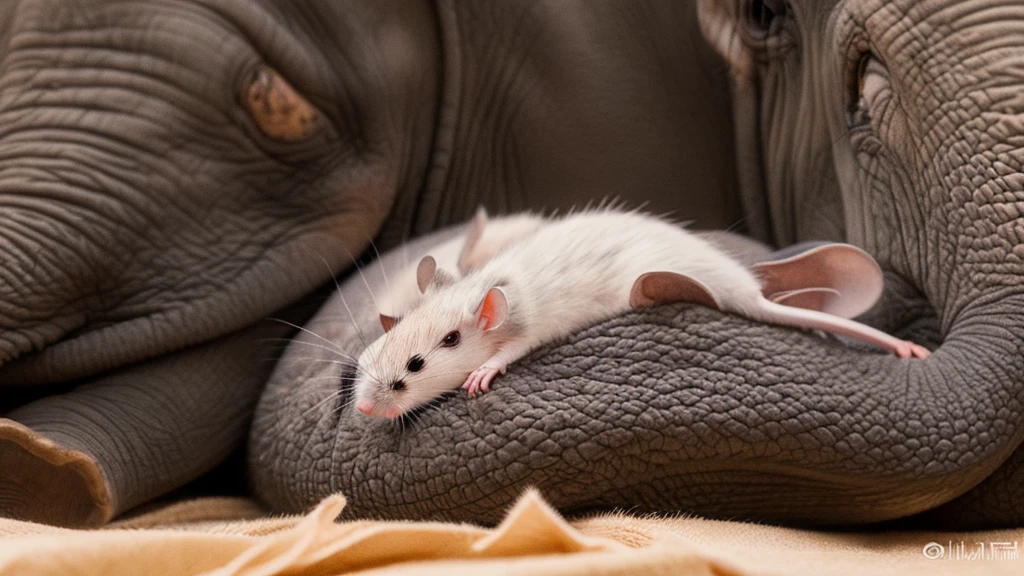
[[753, 298, 930, 359]]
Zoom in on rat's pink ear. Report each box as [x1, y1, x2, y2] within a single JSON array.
[[457, 208, 488, 274], [416, 255, 455, 293], [629, 271, 721, 309], [476, 287, 508, 331], [752, 243, 883, 318], [380, 314, 397, 333], [416, 255, 437, 293]]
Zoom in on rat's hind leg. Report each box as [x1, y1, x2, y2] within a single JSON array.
[[462, 339, 536, 397]]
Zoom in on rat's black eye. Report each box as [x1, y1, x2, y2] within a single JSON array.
[[390, 380, 406, 391], [406, 355, 424, 373], [441, 330, 461, 347]]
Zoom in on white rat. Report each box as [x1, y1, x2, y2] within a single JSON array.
[[353, 209, 929, 418]]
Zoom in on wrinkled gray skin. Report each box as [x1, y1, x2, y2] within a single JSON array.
[[0, 1, 742, 526], [251, 0, 1024, 528], [699, 0, 1024, 527]]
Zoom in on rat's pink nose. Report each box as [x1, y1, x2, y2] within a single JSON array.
[[356, 401, 375, 416]]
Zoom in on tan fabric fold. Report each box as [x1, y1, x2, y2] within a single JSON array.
[[0, 489, 1020, 575]]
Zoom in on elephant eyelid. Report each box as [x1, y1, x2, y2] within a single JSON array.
[[742, 0, 788, 40], [735, 0, 796, 58], [846, 53, 891, 129], [846, 53, 872, 115]]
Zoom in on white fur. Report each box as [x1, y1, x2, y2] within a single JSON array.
[[457, 209, 766, 344], [354, 208, 765, 418], [377, 213, 545, 317]]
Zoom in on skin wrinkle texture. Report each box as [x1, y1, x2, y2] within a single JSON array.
[[0, 0, 442, 526], [0, 0, 1020, 530], [251, 0, 1024, 529], [0, 1, 746, 527]]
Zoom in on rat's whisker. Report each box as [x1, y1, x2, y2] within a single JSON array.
[[352, 361, 387, 389], [286, 357, 357, 368], [410, 370, 475, 384], [418, 346, 453, 365], [302, 391, 347, 418], [302, 375, 354, 383], [269, 339, 359, 362], [338, 292, 370, 351], [261, 336, 353, 356], [330, 397, 361, 417], [411, 403, 447, 431], [331, 397, 360, 414], [266, 319, 350, 356], [258, 339, 307, 351], [315, 254, 371, 351], [336, 244, 384, 318], [367, 237, 394, 318]]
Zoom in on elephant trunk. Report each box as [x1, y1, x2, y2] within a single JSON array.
[[847, 1, 1024, 508], [0, 204, 101, 367]]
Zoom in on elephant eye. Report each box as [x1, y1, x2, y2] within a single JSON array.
[[744, 0, 787, 40], [241, 64, 324, 142], [848, 53, 889, 127]]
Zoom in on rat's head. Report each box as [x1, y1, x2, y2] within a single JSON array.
[[353, 256, 509, 419]]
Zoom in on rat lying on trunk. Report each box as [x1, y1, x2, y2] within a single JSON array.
[[354, 209, 929, 419]]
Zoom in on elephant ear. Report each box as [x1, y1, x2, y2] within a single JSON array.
[[751, 242, 884, 319]]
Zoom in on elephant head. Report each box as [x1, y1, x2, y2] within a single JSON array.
[[695, 0, 1024, 518], [0, 0, 439, 382], [0, 0, 441, 525]]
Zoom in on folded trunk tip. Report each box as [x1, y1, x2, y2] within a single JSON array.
[[0, 419, 112, 527]]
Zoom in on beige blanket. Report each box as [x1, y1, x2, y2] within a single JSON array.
[[0, 490, 1019, 575]]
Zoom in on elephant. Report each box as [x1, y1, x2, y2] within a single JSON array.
[[249, 0, 1024, 529], [0, 1, 743, 527]]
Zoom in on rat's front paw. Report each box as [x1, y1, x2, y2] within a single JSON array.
[[462, 365, 506, 397]]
